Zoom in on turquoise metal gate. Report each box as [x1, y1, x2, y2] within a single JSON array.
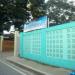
[[20, 22, 75, 70]]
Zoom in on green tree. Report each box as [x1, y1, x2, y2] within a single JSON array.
[[0, 0, 46, 33], [45, 0, 75, 26], [0, 0, 29, 33], [0, 0, 75, 34], [28, 0, 46, 18]]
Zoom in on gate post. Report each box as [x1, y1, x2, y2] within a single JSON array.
[[14, 30, 20, 56], [0, 36, 3, 52]]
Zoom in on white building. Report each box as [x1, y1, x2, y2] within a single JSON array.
[[3, 25, 15, 35]]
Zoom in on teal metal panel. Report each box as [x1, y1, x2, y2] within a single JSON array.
[[19, 33, 24, 57], [20, 21, 75, 70], [22, 30, 43, 61]]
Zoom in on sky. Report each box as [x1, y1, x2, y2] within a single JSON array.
[[45, 0, 49, 3], [68, 0, 75, 5], [68, 0, 75, 1], [45, 0, 75, 5], [45, 0, 75, 2]]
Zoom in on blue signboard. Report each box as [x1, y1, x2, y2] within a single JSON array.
[[24, 16, 47, 32]]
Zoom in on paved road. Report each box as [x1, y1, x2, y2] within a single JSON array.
[[0, 53, 42, 75], [0, 60, 26, 75]]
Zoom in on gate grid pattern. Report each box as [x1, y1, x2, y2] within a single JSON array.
[[20, 22, 75, 70]]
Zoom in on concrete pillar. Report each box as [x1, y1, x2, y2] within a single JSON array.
[[0, 36, 3, 52], [14, 31, 20, 57]]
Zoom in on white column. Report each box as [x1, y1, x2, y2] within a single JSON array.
[[14, 31, 20, 57], [0, 36, 3, 52]]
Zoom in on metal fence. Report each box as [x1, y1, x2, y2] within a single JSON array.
[[19, 21, 75, 70]]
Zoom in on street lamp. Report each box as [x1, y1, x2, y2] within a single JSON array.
[[46, 10, 49, 28]]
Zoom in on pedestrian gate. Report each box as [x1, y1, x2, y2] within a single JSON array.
[[20, 22, 75, 70]]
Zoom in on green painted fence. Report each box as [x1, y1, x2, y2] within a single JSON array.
[[20, 21, 75, 70]]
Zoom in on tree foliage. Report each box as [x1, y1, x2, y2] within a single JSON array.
[[45, 0, 75, 26], [0, 0, 75, 33], [28, 0, 45, 18], [0, 0, 29, 32]]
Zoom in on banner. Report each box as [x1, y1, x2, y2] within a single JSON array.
[[24, 16, 47, 32]]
